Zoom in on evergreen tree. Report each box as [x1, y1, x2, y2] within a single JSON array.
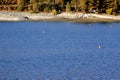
[[62, 0, 65, 6], [17, 0, 24, 11], [87, 0, 94, 12], [30, 0, 39, 13], [71, 0, 78, 11], [98, 0, 104, 11], [66, 2, 71, 12], [113, 0, 119, 15], [79, 0, 87, 13], [0, 0, 120, 14]]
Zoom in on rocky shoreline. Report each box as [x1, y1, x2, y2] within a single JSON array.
[[0, 11, 120, 22]]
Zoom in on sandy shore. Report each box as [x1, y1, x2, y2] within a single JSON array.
[[0, 11, 120, 22]]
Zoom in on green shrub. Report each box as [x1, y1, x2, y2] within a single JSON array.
[[17, 5, 23, 11], [44, 7, 50, 13], [32, 3, 39, 13], [17, 0, 24, 11], [52, 9, 57, 15], [28, 5, 32, 11], [106, 8, 112, 15]]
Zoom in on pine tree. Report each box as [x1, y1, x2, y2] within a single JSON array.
[[17, 0, 24, 11], [66, 2, 71, 12], [30, 0, 39, 13], [87, 0, 94, 12], [98, 0, 104, 12], [113, 0, 119, 15], [79, 0, 87, 13], [71, 0, 78, 11]]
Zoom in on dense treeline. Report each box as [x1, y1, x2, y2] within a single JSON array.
[[0, 0, 120, 15]]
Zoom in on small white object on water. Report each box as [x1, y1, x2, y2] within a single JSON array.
[[98, 45, 102, 49], [89, 24, 91, 27], [109, 25, 112, 27], [42, 30, 46, 34]]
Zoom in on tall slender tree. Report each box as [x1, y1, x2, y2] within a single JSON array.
[[113, 0, 119, 14], [71, 0, 78, 11], [30, 0, 39, 12], [17, 0, 24, 11], [79, 0, 87, 13], [66, 2, 71, 12]]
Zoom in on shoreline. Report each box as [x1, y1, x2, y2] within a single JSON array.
[[0, 11, 120, 23]]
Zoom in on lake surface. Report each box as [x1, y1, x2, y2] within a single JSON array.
[[0, 21, 120, 80]]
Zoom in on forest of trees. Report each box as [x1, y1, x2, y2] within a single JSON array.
[[0, 0, 120, 15]]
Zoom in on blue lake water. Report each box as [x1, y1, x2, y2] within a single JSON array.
[[0, 22, 120, 80]]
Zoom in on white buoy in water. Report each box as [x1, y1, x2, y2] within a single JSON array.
[[89, 24, 91, 27], [98, 45, 102, 49], [42, 30, 46, 34], [110, 26, 112, 27]]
